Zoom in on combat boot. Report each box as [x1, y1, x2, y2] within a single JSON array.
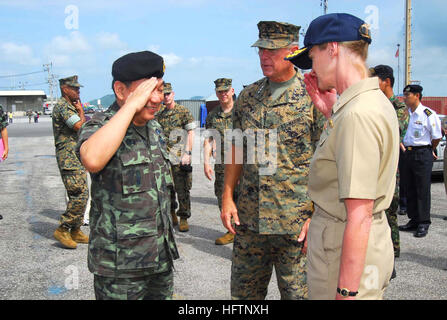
[[54, 226, 77, 249], [171, 211, 178, 226], [179, 218, 189, 232], [71, 228, 89, 244], [215, 232, 235, 245]]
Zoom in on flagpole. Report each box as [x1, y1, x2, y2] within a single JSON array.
[[397, 44, 400, 94]]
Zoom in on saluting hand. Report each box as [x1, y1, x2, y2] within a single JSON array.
[[124, 77, 160, 114], [304, 72, 337, 119]]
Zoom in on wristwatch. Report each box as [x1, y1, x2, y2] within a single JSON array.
[[185, 150, 192, 155], [337, 287, 358, 297]]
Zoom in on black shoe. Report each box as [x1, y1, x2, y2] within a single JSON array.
[[0, 214, 3, 220], [414, 225, 429, 238], [398, 221, 418, 232], [443, 217, 447, 221], [390, 267, 397, 280]]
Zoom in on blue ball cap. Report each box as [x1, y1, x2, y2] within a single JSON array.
[[285, 13, 372, 70]]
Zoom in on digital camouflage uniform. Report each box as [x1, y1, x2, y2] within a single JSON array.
[[156, 102, 196, 219], [385, 96, 408, 257], [206, 79, 239, 210], [231, 71, 324, 300], [75, 102, 179, 300], [206, 105, 237, 210], [52, 95, 88, 230]]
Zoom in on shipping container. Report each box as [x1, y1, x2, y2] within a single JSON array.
[[175, 99, 205, 127]]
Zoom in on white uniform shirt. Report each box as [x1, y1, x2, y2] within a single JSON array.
[[403, 103, 442, 147]]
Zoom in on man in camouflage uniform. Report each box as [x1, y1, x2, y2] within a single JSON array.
[[52, 75, 89, 249], [370, 65, 408, 265], [76, 51, 179, 300], [221, 21, 324, 300], [204, 78, 238, 245], [156, 83, 196, 232]]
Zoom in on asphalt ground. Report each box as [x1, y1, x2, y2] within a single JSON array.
[[0, 116, 446, 302]]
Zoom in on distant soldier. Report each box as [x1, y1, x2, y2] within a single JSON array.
[[370, 65, 408, 272], [204, 78, 237, 245], [399, 84, 443, 238], [52, 75, 89, 249], [221, 21, 324, 299], [156, 83, 196, 232], [76, 51, 179, 300]]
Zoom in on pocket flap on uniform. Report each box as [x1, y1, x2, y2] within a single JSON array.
[[116, 218, 157, 240], [119, 151, 150, 166]]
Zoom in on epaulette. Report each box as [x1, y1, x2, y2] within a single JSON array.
[[424, 109, 432, 117]]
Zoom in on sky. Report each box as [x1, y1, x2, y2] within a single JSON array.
[[0, 0, 446, 103]]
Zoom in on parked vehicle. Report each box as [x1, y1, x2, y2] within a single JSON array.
[[432, 115, 446, 176]]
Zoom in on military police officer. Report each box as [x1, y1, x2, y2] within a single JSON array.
[[221, 21, 323, 300], [52, 75, 89, 249], [399, 84, 443, 237], [204, 78, 237, 245], [76, 51, 179, 300], [156, 83, 196, 232]]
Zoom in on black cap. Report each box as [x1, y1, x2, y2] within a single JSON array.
[[370, 65, 394, 80], [112, 51, 165, 82], [404, 84, 423, 94], [285, 13, 371, 70]]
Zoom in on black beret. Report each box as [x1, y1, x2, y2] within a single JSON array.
[[112, 51, 165, 82], [404, 84, 423, 94], [371, 65, 394, 80]]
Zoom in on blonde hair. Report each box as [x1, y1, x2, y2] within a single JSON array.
[[339, 40, 370, 78]]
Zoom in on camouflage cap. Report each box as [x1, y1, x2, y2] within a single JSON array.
[[163, 82, 173, 94], [251, 21, 300, 49], [214, 78, 232, 91], [59, 75, 83, 88]]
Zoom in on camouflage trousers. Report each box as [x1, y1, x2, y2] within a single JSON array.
[[214, 170, 238, 211], [59, 170, 89, 230], [231, 227, 308, 300], [171, 165, 192, 219], [385, 183, 401, 258], [94, 270, 174, 300]]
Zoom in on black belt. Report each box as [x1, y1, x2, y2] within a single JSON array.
[[405, 145, 431, 151]]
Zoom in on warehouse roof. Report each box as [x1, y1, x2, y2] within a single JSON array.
[[0, 90, 47, 97]]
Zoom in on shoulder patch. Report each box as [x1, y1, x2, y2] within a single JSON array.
[[424, 109, 432, 117]]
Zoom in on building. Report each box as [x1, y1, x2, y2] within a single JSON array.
[[0, 90, 47, 114]]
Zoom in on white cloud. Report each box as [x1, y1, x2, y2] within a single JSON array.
[[0, 42, 40, 66], [96, 32, 127, 50], [162, 53, 183, 67], [47, 31, 91, 54]]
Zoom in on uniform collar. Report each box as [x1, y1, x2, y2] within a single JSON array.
[[217, 104, 233, 117], [254, 70, 302, 103], [333, 77, 380, 114], [409, 103, 424, 116]]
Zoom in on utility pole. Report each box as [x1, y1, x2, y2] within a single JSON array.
[[43, 63, 58, 106], [397, 44, 401, 94], [405, 0, 412, 86]]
